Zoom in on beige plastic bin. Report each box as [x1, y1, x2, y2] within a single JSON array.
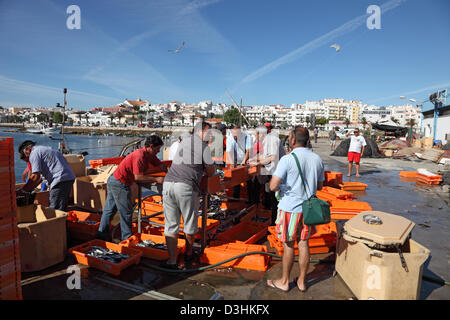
[[335, 211, 430, 300]]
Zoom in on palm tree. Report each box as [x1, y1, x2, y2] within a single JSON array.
[[191, 115, 195, 127], [138, 114, 144, 125], [361, 117, 368, 130], [84, 113, 90, 126], [158, 116, 163, 126], [181, 116, 185, 126], [169, 116, 173, 127], [272, 113, 276, 127], [406, 118, 416, 144], [305, 116, 311, 128], [344, 118, 350, 128]]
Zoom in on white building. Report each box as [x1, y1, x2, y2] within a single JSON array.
[[388, 104, 422, 127], [421, 105, 450, 143]]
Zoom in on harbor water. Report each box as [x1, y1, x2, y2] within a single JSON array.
[[1, 129, 167, 184]]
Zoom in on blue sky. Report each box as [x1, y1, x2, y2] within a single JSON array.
[[0, 0, 449, 111]]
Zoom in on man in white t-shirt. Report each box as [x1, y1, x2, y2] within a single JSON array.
[[345, 129, 366, 177]]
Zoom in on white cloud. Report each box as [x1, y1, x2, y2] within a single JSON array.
[[235, 0, 408, 88]]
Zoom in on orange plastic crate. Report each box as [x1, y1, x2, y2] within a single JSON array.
[[324, 171, 343, 188], [0, 262, 21, 288], [201, 242, 270, 271], [416, 174, 442, 185], [0, 281, 22, 300], [248, 165, 261, 175], [88, 157, 125, 168], [220, 201, 247, 211], [316, 190, 338, 202], [146, 216, 220, 239], [223, 166, 249, 188], [131, 222, 164, 235], [321, 186, 354, 200], [330, 200, 372, 212], [69, 240, 142, 276], [67, 211, 103, 241], [0, 217, 19, 243], [216, 221, 268, 244], [119, 233, 185, 261], [399, 171, 417, 178], [267, 235, 333, 255], [0, 238, 20, 266], [330, 212, 358, 220], [339, 182, 368, 191], [0, 138, 14, 156], [141, 202, 164, 215]]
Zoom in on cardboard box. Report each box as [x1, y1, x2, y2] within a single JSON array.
[[17, 205, 68, 272], [73, 174, 138, 213], [73, 175, 108, 212], [421, 137, 434, 149], [64, 154, 86, 177]]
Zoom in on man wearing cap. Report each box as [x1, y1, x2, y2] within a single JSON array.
[[97, 135, 166, 241], [346, 129, 366, 177], [17, 140, 75, 211]]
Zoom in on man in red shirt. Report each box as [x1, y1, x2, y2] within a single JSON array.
[[97, 135, 166, 241]]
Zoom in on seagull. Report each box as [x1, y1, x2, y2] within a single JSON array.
[[330, 43, 340, 52], [168, 41, 185, 53]]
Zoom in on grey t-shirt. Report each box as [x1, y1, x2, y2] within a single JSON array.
[[164, 134, 213, 192], [29, 146, 76, 189]]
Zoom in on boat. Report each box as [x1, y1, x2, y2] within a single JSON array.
[[42, 126, 59, 135], [26, 128, 43, 134]]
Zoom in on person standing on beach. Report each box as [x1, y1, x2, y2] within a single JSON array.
[[328, 127, 337, 151], [266, 126, 324, 293], [313, 127, 319, 144], [97, 135, 166, 241], [346, 128, 366, 177], [162, 122, 215, 269], [17, 140, 75, 211]]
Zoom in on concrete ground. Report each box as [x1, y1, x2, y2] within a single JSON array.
[[20, 139, 449, 300]]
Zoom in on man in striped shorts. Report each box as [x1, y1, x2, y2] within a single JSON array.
[[266, 126, 325, 293]]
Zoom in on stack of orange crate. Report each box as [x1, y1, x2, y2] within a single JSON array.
[[267, 223, 337, 255], [416, 173, 442, 185], [0, 137, 22, 300]]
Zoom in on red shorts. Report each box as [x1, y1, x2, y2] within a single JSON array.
[[348, 152, 361, 163]]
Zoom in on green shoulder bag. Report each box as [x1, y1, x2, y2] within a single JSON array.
[[291, 152, 330, 226]]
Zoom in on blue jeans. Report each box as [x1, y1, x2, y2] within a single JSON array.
[[98, 175, 133, 241], [49, 180, 74, 211]]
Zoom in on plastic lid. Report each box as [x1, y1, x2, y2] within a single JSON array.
[[344, 211, 415, 246]]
